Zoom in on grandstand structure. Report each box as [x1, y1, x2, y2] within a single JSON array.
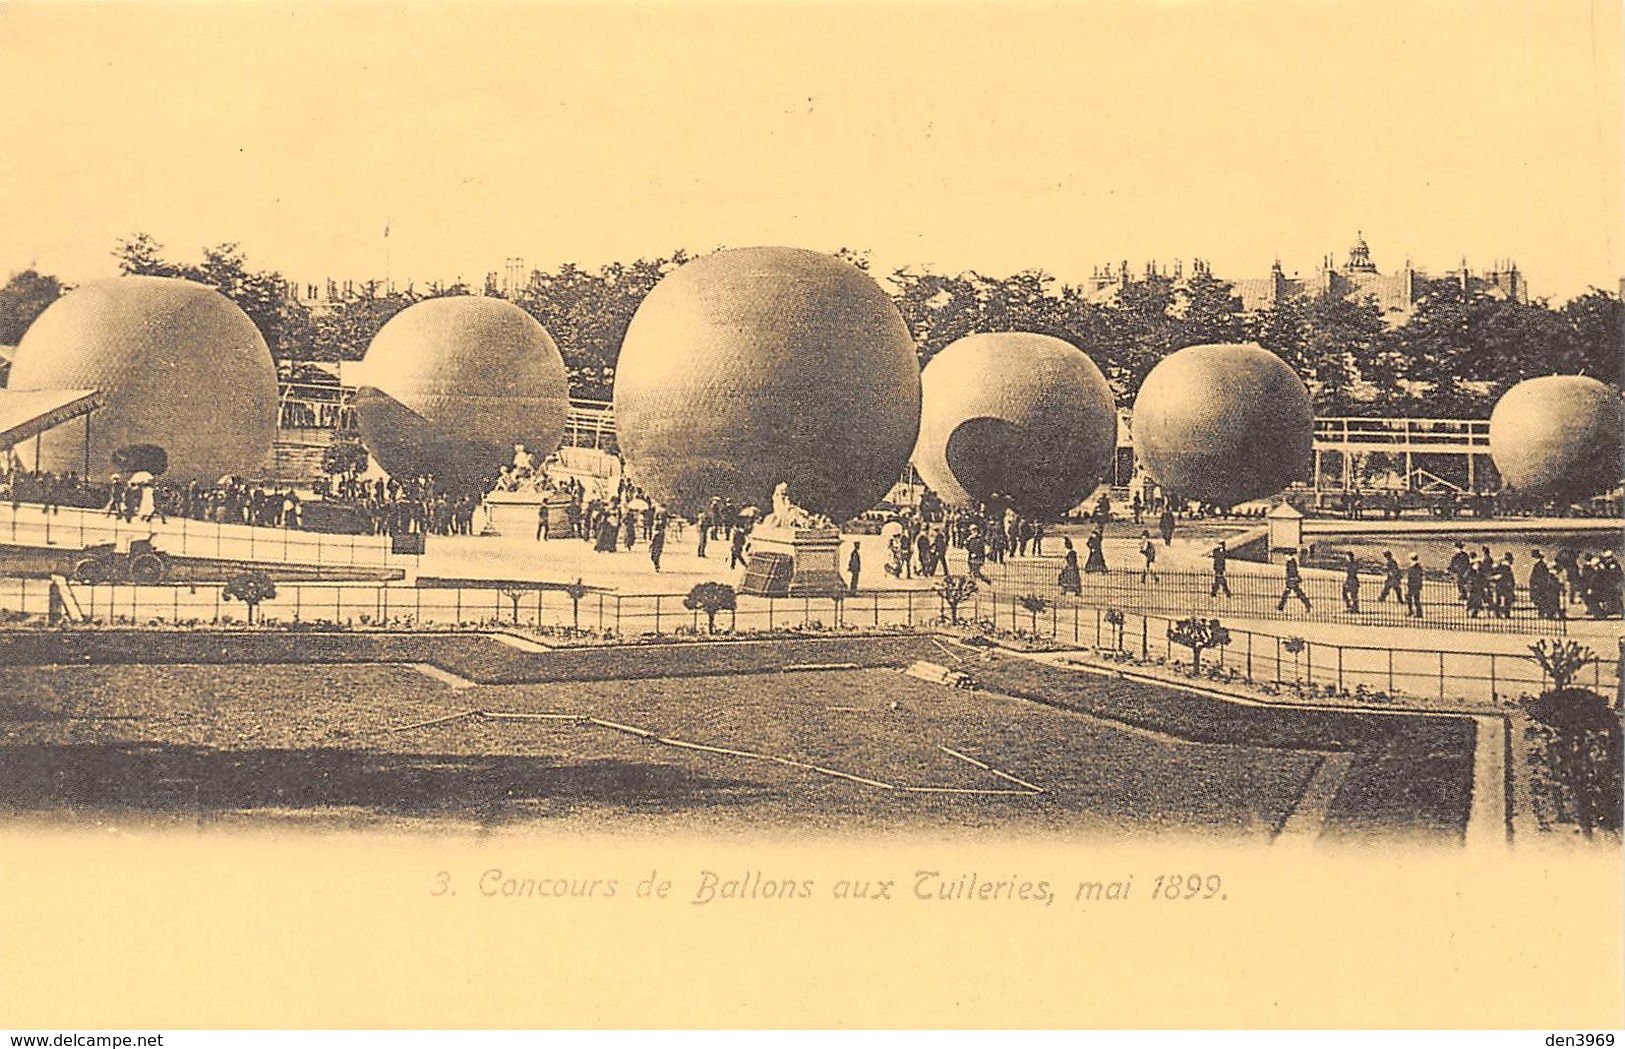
[[273, 377, 1497, 498]]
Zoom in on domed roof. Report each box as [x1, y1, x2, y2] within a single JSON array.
[[7, 276, 277, 481], [613, 247, 920, 520]]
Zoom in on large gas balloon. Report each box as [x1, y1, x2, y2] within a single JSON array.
[[1131, 343, 1312, 505], [612, 247, 921, 521], [355, 296, 568, 490], [8, 276, 277, 482], [914, 332, 1116, 517], [1489, 375, 1623, 501]]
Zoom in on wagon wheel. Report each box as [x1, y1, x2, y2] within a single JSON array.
[[72, 557, 108, 584], [128, 552, 166, 584]]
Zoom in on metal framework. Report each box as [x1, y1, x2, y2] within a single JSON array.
[[273, 385, 1502, 495]]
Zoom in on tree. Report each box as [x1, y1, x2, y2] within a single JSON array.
[[1017, 593, 1050, 633], [310, 286, 419, 362], [1561, 289, 1624, 384], [684, 582, 736, 633], [563, 578, 589, 633], [936, 574, 978, 625], [1282, 635, 1306, 684], [0, 269, 64, 344], [512, 253, 692, 397], [112, 233, 177, 278], [1173, 270, 1245, 347], [1101, 271, 1179, 406], [1524, 641, 1617, 839], [1167, 617, 1230, 676], [1251, 292, 1391, 416], [1387, 283, 1586, 416], [223, 572, 277, 625], [112, 234, 312, 361], [1104, 607, 1126, 651], [1529, 639, 1598, 694], [887, 266, 1111, 376], [499, 585, 528, 625]]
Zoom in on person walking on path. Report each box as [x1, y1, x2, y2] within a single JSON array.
[[729, 525, 748, 569], [847, 542, 862, 595], [649, 519, 666, 572], [1465, 554, 1489, 618], [594, 513, 619, 553], [1447, 541, 1471, 602], [1377, 551, 1402, 604], [1158, 505, 1176, 546], [1209, 541, 1232, 598], [1554, 546, 1581, 604], [1058, 538, 1083, 595], [1083, 525, 1109, 573], [536, 503, 548, 542], [1529, 549, 1561, 620], [1491, 552, 1516, 619], [1277, 551, 1312, 612], [1138, 529, 1158, 583], [1341, 552, 1361, 613], [964, 526, 989, 583], [1404, 552, 1425, 619]]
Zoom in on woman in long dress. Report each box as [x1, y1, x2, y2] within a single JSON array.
[[595, 513, 620, 553], [1084, 525, 1109, 573], [1058, 538, 1082, 595]]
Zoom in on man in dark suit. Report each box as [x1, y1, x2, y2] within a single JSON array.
[[1405, 553, 1426, 618]]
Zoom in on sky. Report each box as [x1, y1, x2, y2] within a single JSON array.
[[0, 0, 1620, 302]]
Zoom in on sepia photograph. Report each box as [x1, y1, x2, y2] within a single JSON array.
[[0, 0, 1620, 1036]]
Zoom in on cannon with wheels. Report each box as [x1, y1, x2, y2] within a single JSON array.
[[70, 536, 172, 584]]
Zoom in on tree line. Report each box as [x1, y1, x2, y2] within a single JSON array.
[[0, 234, 1618, 416]]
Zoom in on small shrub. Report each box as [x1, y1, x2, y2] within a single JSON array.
[[684, 582, 737, 633], [222, 572, 277, 626], [1167, 617, 1230, 676]]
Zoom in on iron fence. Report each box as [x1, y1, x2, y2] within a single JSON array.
[[984, 559, 1594, 636], [2, 576, 1617, 708], [0, 502, 394, 571]]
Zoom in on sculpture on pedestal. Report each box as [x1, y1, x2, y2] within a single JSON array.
[[761, 482, 834, 532]]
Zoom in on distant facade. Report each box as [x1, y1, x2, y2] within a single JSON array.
[[1083, 233, 1528, 325]]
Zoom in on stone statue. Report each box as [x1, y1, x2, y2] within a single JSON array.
[[762, 482, 833, 531]]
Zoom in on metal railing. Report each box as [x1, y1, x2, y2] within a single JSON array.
[[0, 502, 393, 571], [984, 559, 1592, 636], [2, 578, 1615, 707], [1312, 416, 1491, 450]]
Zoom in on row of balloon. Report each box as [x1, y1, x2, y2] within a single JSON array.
[[7, 251, 1621, 517], [612, 247, 1623, 519]]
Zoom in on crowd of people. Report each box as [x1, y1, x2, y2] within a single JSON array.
[[1439, 542, 1624, 621], [8, 448, 1623, 623], [1250, 541, 1625, 621], [329, 475, 482, 537]]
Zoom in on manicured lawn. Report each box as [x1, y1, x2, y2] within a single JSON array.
[[0, 630, 1474, 839], [1, 660, 1321, 837]]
